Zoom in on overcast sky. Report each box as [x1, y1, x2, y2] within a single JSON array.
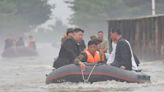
[[36, 0, 73, 30]]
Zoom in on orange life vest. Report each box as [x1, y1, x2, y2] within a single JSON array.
[[85, 50, 105, 63], [28, 41, 34, 48]]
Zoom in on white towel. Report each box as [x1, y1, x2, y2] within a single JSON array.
[[107, 42, 117, 64], [125, 40, 138, 70]]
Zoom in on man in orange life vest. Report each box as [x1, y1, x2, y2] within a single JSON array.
[[74, 40, 106, 70]]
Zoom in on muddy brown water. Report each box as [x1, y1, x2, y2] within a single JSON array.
[[0, 43, 164, 92]]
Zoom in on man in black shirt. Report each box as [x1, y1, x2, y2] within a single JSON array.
[[16, 37, 25, 47], [53, 28, 84, 69], [110, 29, 140, 70]]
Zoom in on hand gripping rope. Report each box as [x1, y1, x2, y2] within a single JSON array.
[[81, 64, 97, 83]]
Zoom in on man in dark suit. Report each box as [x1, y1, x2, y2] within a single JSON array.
[[53, 28, 84, 69], [110, 29, 140, 71]]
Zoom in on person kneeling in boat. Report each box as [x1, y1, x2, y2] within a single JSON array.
[[74, 40, 106, 70]]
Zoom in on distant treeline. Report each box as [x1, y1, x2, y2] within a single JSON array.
[[68, 0, 164, 33], [0, 0, 51, 35]]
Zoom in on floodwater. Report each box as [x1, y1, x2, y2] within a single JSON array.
[[0, 43, 164, 92]]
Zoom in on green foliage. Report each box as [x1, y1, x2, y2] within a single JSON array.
[[0, 0, 17, 14], [16, 0, 51, 25], [68, 0, 164, 30], [33, 19, 67, 42], [0, 0, 51, 35]]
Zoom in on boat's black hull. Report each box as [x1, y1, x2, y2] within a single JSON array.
[[46, 63, 150, 84]]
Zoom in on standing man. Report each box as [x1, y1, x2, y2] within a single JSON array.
[[97, 31, 108, 53], [110, 29, 140, 71], [53, 28, 84, 69], [28, 35, 36, 50]]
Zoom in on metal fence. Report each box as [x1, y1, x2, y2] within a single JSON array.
[[108, 15, 164, 60]]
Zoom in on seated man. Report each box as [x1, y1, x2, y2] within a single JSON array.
[[74, 40, 106, 71], [28, 35, 36, 50], [110, 29, 140, 71], [53, 28, 84, 69], [97, 31, 108, 53], [16, 37, 25, 47]]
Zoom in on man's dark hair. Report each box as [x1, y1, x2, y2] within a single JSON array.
[[111, 29, 121, 35], [73, 28, 84, 33], [90, 35, 97, 40], [88, 40, 98, 46], [66, 28, 74, 35], [98, 31, 103, 33]]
